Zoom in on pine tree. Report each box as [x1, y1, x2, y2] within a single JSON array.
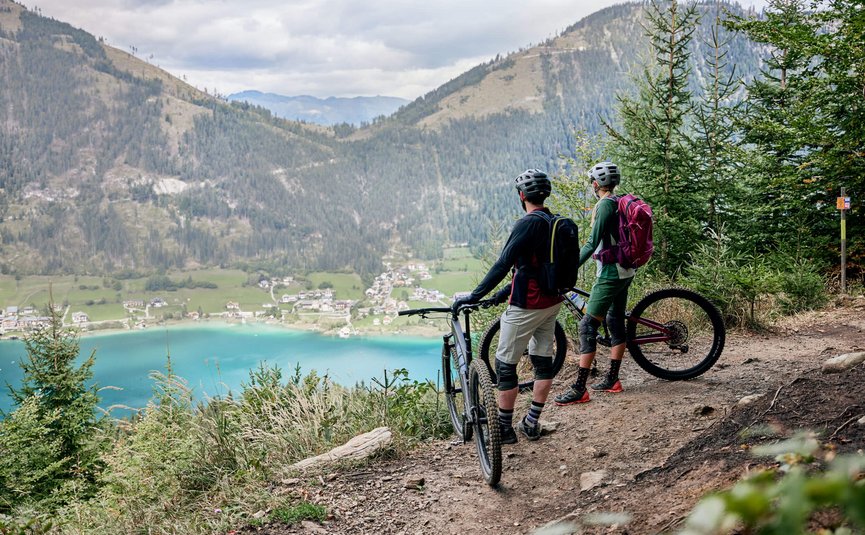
[[605, 0, 702, 275], [727, 0, 826, 258], [811, 0, 865, 273], [691, 3, 745, 238], [0, 304, 106, 510]]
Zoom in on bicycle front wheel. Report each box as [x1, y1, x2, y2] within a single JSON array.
[[478, 318, 567, 392], [469, 359, 501, 487], [627, 287, 726, 380], [442, 343, 471, 441]]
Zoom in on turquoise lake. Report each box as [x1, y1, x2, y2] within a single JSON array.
[[0, 323, 442, 415]]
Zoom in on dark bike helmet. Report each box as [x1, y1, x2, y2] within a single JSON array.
[[588, 161, 621, 187], [514, 169, 552, 201]]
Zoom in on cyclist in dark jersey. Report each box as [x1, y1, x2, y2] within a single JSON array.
[[452, 169, 563, 443], [555, 161, 634, 406]]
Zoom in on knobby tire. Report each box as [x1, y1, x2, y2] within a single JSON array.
[[469, 359, 501, 487], [626, 287, 726, 380]]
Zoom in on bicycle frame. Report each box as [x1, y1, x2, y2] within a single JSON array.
[[561, 287, 675, 347], [400, 305, 481, 440], [444, 309, 479, 441]]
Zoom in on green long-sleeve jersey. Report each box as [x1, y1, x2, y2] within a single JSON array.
[[579, 196, 636, 280]]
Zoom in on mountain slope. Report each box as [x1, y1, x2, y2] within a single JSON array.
[[0, 0, 763, 277]]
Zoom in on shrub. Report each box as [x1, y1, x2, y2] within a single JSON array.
[[37, 362, 448, 533], [774, 257, 828, 315], [683, 232, 779, 328], [678, 434, 865, 534]]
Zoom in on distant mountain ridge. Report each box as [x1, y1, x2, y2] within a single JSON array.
[[226, 91, 409, 126], [0, 0, 764, 277]]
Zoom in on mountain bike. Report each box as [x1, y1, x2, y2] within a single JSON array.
[[398, 300, 502, 486], [478, 287, 725, 390]]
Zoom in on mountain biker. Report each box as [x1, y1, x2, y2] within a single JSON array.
[[452, 169, 563, 443], [555, 161, 634, 406]]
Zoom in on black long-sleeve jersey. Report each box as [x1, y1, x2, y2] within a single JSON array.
[[469, 208, 563, 309]]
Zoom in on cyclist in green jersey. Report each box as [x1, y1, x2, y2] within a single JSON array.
[[555, 161, 634, 405]]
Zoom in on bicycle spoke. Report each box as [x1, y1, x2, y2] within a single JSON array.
[[629, 290, 723, 378]]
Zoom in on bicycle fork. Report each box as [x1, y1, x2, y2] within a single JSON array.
[[445, 333, 478, 442]]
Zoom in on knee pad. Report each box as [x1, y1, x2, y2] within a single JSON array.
[[529, 354, 555, 381], [606, 311, 626, 347], [578, 314, 601, 354], [495, 359, 518, 391]]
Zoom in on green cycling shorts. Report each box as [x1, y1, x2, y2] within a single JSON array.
[[586, 277, 633, 319]]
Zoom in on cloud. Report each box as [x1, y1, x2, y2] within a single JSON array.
[[33, 0, 769, 98]]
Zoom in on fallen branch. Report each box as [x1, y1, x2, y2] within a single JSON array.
[[829, 413, 864, 441], [291, 427, 393, 471], [743, 377, 803, 432]]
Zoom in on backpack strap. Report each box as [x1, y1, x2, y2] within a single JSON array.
[[526, 210, 557, 264]]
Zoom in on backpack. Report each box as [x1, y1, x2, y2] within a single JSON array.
[[528, 211, 581, 294], [594, 194, 654, 269]]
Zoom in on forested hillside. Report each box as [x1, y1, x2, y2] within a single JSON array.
[[1, 0, 764, 278]]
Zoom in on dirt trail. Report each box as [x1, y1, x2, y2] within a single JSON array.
[[245, 304, 865, 535]]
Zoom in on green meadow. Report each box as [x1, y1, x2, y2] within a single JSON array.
[[0, 252, 481, 330]]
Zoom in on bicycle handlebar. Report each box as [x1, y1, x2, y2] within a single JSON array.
[[398, 299, 498, 317], [398, 307, 451, 316]]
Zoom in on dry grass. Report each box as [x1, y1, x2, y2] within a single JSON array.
[[47, 366, 448, 534], [419, 54, 545, 128], [0, 0, 23, 34]]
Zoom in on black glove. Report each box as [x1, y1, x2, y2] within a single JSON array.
[[492, 287, 510, 305], [451, 295, 478, 314]]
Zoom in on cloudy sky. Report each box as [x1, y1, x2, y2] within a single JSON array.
[[33, 0, 768, 100]]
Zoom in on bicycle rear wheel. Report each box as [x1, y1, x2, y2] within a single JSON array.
[[469, 359, 501, 487], [627, 287, 726, 380], [442, 342, 471, 441], [478, 318, 567, 392]]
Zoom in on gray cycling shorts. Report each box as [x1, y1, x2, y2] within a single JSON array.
[[494, 303, 562, 365]]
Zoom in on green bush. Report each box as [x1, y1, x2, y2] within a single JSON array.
[[775, 257, 828, 315], [682, 231, 831, 328], [683, 232, 780, 328], [51, 362, 449, 533], [368, 368, 451, 439], [679, 435, 865, 535]]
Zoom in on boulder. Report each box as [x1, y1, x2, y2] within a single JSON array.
[[822, 352, 865, 373], [737, 394, 764, 407], [579, 470, 607, 492]]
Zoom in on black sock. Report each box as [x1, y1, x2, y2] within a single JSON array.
[[526, 401, 544, 426], [574, 367, 591, 391], [498, 407, 514, 429], [607, 359, 622, 382]]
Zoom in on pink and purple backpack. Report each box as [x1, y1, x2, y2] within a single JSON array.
[[594, 194, 654, 269]]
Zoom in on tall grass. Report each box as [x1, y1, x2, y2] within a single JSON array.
[[19, 363, 451, 534]]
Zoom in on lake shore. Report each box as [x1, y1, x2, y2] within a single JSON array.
[[11, 315, 447, 341]]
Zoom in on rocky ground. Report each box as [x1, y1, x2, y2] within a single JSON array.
[[238, 299, 865, 534]]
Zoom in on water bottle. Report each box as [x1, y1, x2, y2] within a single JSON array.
[[567, 293, 586, 313]]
